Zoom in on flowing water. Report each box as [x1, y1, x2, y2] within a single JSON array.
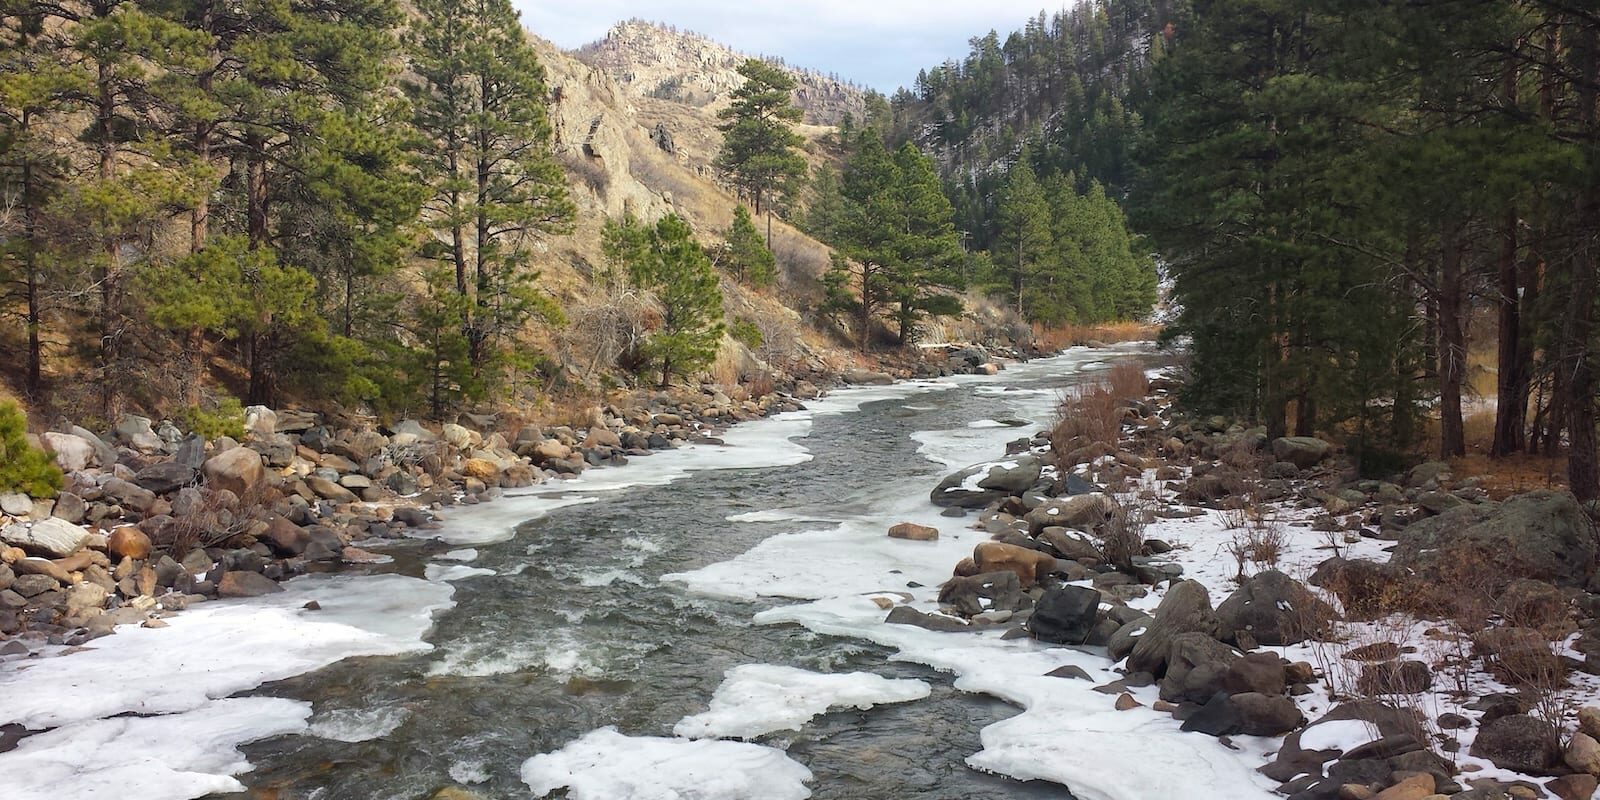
[[213, 346, 1166, 800]]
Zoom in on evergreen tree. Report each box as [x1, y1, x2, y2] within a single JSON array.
[[607, 214, 726, 387], [715, 59, 806, 245], [719, 205, 776, 286], [886, 142, 963, 343], [0, 2, 79, 399], [405, 0, 574, 399], [993, 153, 1052, 315]]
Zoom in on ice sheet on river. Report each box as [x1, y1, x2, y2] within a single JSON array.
[[521, 726, 813, 800], [673, 663, 929, 740], [0, 574, 452, 800]]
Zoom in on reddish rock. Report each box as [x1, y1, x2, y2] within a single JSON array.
[[888, 522, 939, 541], [107, 526, 152, 561]]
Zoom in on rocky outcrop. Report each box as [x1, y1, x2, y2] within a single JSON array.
[[931, 456, 1042, 508], [574, 20, 866, 126]]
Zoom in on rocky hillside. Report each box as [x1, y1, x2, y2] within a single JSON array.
[[574, 20, 867, 127]]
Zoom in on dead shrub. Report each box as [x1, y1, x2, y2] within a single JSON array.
[[1106, 362, 1150, 400], [1100, 493, 1154, 572], [1050, 381, 1123, 465]]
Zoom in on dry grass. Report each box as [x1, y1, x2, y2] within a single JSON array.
[[534, 391, 602, 430], [1051, 382, 1124, 462], [1032, 321, 1159, 352], [1106, 362, 1150, 400]]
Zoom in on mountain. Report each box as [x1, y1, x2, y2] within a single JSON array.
[[575, 20, 869, 127]]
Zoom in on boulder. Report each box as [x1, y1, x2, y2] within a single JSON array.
[[972, 541, 1056, 587], [41, 432, 100, 471], [1469, 714, 1561, 773], [113, 414, 163, 451], [1159, 632, 1241, 704], [888, 522, 938, 541], [1372, 773, 1435, 800], [244, 406, 277, 439], [261, 515, 309, 556], [1, 518, 90, 558], [1127, 580, 1219, 676], [441, 423, 473, 448], [107, 526, 152, 561], [1027, 585, 1102, 644], [217, 570, 284, 598], [203, 447, 265, 496], [1107, 615, 1153, 661], [1392, 491, 1596, 589], [133, 461, 196, 494], [884, 605, 968, 632], [1271, 436, 1333, 469], [461, 458, 500, 482], [931, 456, 1043, 508], [1215, 570, 1338, 646], [1229, 692, 1305, 736], [0, 493, 29, 517], [1024, 494, 1115, 533], [1225, 651, 1288, 696], [1565, 732, 1600, 777], [1309, 557, 1403, 619], [1038, 527, 1101, 562], [937, 571, 1023, 617], [308, 476, 357, 503], [584, 426, 622, 449], [841, 368, 894, 386]]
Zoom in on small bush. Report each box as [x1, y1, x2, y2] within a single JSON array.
[[0, 400, 64, 498], [177, 397, 247, 440]]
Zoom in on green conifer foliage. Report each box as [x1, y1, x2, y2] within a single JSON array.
[[0, 400, 61, 498], [720, 206, 777, 286]]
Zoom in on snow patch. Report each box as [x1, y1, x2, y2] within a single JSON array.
[[672, 664, 929, 740], [521, 727, 813, 800]]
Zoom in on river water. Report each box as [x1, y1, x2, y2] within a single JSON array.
[[229, 348, 1169, 800], [4, 345, 1208, 800]]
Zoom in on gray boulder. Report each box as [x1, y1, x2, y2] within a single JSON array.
[[1024, 494, 1114, 533], [1127, 580, 1219, 676], [1470, 714, 1561, 773], [1027, 585, 1102, 644], [1215, 570, 1338, 646], [1393, 490, 1596, 588], [931, 456, 1042, 508], [1158, 632, 1241, 704], [1271, 436, 1333, 469], [841, 368, 894, 386], [133, 461, 196, 494], [1, 518, 90, 558]]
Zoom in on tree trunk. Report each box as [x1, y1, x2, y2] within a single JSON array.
[[858, 265, 872, 352], [97, 62, 123, 420], [1492, 206, 1525, 457], [1564, 23, 1599, 502], [21, 119, 41, 398], [1438, 223, 1466, 459]]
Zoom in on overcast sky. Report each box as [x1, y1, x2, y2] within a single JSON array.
[[514, 1, 1067, 92]]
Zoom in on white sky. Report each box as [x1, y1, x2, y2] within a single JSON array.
[[514, 1, 1070, 92]]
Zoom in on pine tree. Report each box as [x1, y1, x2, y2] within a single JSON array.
[[886, 142, 963, 343], [719, 205, 776, 286], [610, 215, 726, 387], [993, 153, 1052, 316], [715, 59, 806, 246], [0, 3, 79, 399], [405, 0, 574, 400]]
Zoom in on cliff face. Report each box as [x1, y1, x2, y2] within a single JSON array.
[[574, 20, 867, 127]]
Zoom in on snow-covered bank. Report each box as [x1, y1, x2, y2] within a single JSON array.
[[0, 574, 453, 800]]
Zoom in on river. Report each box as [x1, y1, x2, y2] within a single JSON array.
[[8, 343, 1284, 800]]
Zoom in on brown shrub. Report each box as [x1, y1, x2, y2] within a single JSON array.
[[1106, 362, 1150, 401]]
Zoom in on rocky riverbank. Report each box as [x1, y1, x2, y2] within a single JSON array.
[[891, 366, 1600, 800], [0, 343, 1022, 654]]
